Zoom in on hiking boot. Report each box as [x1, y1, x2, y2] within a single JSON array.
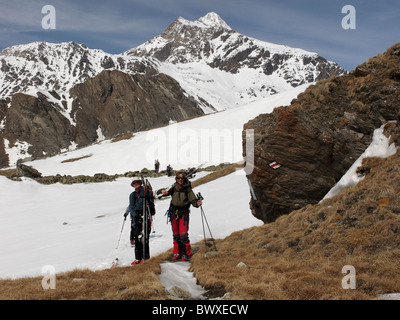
[[173, 254, 181, 261], [181, 255, 189, 262], [131, 260, 143, 265]]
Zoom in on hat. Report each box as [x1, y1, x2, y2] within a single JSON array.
[[131, 177, 142, 187]]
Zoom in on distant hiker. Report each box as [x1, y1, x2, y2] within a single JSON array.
[[167, 164, 172, 177], [155, 159, 160, 174], [124, 177, 155, 265], [161, 172, 202, 261]]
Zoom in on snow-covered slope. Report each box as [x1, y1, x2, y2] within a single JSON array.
[[0, 168, 263, 279], [0, 83, 306, 279], [22, 84, 309, 176], [0, 90, 396, 280]]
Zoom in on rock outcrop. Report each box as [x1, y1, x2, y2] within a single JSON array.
[[0, 70, 203, 166], [244, 43, 400, 223], [70, 70, 203, 147], [2, 92, 75, 161]]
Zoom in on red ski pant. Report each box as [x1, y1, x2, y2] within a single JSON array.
[[171, 217, 191, 256]]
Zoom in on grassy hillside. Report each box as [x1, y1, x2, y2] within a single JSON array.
[[190, 149, 400, 299]]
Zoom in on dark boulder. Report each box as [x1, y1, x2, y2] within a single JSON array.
[[244, 43, 400, 223]]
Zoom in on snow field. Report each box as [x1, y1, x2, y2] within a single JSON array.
[[0, 170, 263, 279]]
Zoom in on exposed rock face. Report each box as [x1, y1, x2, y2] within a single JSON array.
[[244, 43, 400, 223], [0, 70, 203, 166], [2, 92, 74, 161], [70, 70, 203, 147]]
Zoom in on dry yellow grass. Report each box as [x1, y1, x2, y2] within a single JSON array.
[[190, 150, 400, 300], [0, 168, 16, 178], [1, 150, 400, 300], [0, 250, 172, 300]]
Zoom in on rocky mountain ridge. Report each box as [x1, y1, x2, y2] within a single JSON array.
[[0, 12, 345, 168], [0, 69, 203, 167], [0, 41, 158, 101], [128, 12, 345, 88]]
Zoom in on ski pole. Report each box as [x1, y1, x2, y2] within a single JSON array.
[[115, 216, 127, 250], [196, 193, 217, 252], [200, 206, 217, 252], [197, 192, 208, 250], [200, 205, 208, 252], [196, 192, 207, 252]]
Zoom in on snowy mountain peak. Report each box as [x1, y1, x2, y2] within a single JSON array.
[[127, 12, 346, 94], [171, 12, 231, 32], [0, 40, 158, 99], [197, 12, 232, 30]]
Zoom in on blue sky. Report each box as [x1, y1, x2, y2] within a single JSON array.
[[0, 0, 399, 70]]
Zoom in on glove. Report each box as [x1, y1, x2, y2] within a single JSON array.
[[124, 211, 129, 218]]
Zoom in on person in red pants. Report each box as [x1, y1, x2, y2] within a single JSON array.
[[162, 171, 202, 261]]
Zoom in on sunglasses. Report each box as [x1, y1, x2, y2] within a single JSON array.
[[176, 177, 184, 180]]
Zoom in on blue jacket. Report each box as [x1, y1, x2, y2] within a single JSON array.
[[127, 186, 154, 217]]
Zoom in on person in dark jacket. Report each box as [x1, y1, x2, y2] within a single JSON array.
[[166, 164, 172, 177], [161, 171, 202, 261], [124, 177, 155, 265]]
